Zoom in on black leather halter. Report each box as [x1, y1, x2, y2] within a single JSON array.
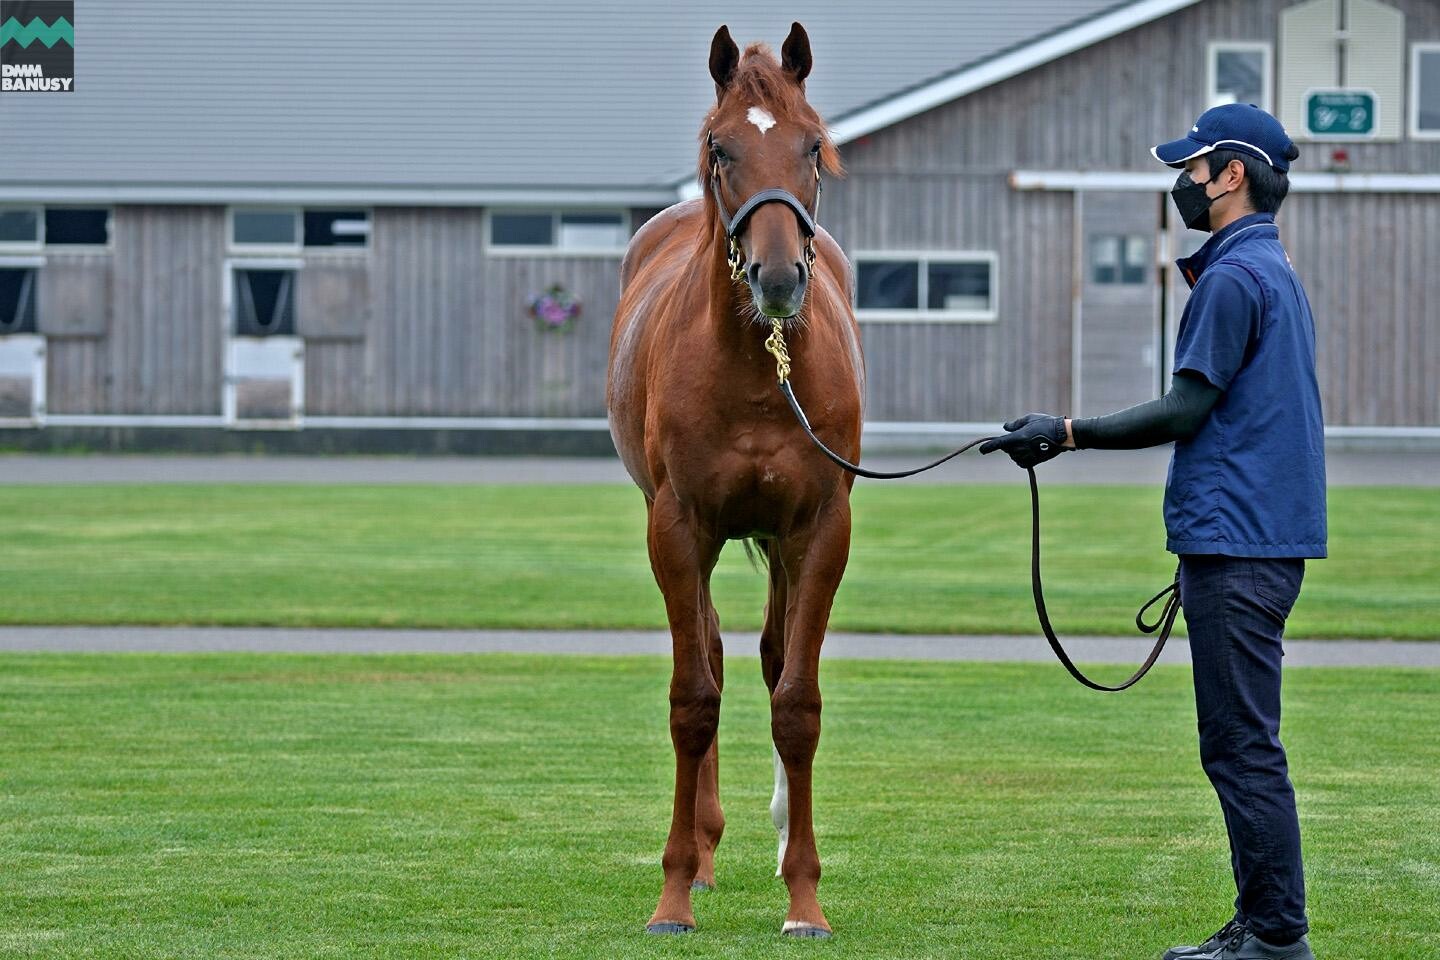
[[706, 131, 821, 277]]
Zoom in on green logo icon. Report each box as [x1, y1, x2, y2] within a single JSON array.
[[0, 15, 73, 48]]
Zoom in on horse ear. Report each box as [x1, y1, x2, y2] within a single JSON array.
[[710, 25, 739, 97], [781, 22, 812, 84]]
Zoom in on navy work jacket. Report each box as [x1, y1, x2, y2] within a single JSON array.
[[1165, 212, 1327, 558]]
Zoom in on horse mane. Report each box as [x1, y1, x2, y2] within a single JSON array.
[[694, 43, 844, 217]]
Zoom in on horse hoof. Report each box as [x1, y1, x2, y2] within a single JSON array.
[[646, 922, 695, 935], [691, 880, 715, 892], [781, 921, 832, 939]]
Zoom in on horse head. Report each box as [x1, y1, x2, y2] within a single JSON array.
[[701, 22, 843, 320]]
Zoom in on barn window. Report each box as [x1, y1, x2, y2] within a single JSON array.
[[488, 210, 629, 253], [303, 210, 370, 247], [233, 209, 300, 248], [855, 252, 996, 321], [1413, 44, 1440, 138], [233, 268, 297, 336], [490, 213, 553, 247], [0, 208, 41, 248], [0, 268, 39, 334], [1091, 234, 1151, 285], [1208, 42, 1271, 110], [44, 208, 110, 246]]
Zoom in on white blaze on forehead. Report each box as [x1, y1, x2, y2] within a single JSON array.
[[747, 106, 777, 134]]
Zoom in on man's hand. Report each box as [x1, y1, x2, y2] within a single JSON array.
[[979, 413, 1071, 468]]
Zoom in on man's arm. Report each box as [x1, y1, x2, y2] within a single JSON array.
[[1065, 371, 1221, 449], [981, 371, 1221, 467]]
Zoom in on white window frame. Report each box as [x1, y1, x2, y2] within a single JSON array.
[[1207, 41, 1273, 112], [483, 208, 631, 257], [0, 206, 44, 252], [853, 250, 998, 323], [228, 207, 302, 254], [1411, 43, 1440, 141]]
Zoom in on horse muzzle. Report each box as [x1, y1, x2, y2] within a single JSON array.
[[747, 259, 808, 319]]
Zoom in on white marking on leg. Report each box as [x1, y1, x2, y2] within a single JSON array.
[[770, 744, 789, 877], [747, 106, 777, 134]]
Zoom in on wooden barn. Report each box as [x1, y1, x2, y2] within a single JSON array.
[[1, 0, 1437, 449]]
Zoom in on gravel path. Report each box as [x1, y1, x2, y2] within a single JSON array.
[[3, 448, 1439, 486], [2, 626, 1436, 667]]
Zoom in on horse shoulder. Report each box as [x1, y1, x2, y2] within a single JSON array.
[[620, 199, 706, 289], [811, 227, 866, 412], [813, 225, 854, 307]]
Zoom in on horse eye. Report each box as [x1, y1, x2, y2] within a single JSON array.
[[713, 146, 730, 163], [809, 141, 821, 157]]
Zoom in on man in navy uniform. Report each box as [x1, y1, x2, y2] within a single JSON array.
[[981, 103, 1326, 960]]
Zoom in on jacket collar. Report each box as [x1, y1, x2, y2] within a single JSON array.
[[1176, 212, 1277, 288]]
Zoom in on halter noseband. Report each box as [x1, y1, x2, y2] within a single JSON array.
[[706, 131, 821, 282]]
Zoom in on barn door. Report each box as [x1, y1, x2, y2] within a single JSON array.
[[223, 260, 304, 427], [1076, 192, 1163, 416]]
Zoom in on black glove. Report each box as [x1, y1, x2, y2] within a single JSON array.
[[979, 413, 1069, 468]]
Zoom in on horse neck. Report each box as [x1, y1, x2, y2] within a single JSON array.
[[699, 216, 762, 361]]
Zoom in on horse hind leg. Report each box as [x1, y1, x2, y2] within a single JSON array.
[[692, 587, 724, 892], [758, 538, 789, 878]]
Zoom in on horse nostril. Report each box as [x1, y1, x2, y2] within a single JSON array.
[[747, 261, 762, 285], [795, 261, 808, 283]]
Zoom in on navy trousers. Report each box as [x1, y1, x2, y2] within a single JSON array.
[[1178, 554, 1309, 945]]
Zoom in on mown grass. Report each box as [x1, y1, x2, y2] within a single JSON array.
[[0, 484, 1436, 638], [0, 654, 1435, 959]]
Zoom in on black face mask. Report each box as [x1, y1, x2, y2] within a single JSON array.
[[1170, 170, 1227, 232]]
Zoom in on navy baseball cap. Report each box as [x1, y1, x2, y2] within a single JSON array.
[[1152, 103, 1297, 173]]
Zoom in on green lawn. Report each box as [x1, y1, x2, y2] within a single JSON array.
[[0, 654, 1435, 959], [1, 484, 1436, 638]]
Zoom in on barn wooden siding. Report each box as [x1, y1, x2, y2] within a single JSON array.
[[836, 0, 1440, 426], [46, 206, 225, 415], [1282, 194, 1440, 426], [305, 208, 620, 417], [844, 0, 1440, 177], [35, 206, 625, 419], [819, 176, 1075, 422]]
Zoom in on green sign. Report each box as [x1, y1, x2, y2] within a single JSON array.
[[1306, 89, 1376, 137]]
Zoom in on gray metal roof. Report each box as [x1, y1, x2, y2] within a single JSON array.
[[1, 0, 1134, 196]]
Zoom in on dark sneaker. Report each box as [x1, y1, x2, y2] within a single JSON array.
[[1162, 918, 1246, 960], [1176, 926, 1315, 960]]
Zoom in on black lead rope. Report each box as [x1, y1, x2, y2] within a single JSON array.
[[777, 379, 1181, 692]]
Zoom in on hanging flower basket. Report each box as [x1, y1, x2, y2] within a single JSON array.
[[528, 284, 583, 334]]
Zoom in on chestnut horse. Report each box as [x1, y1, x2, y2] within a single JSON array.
[[606, 22, 861, 938]]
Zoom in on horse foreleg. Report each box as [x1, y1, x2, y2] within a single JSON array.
[[692, 589, 724, 892], [771, 495, 851, 938], [645, 487, 722, 935], [758, 538, 789, 877]]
